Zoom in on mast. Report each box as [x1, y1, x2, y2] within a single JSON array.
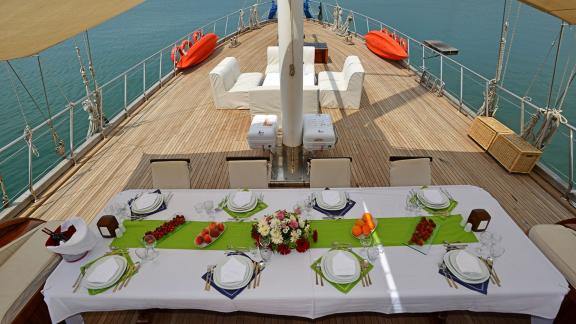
[[278, 0, 304, 147]]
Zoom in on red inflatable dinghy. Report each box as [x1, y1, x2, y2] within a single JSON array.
[[171, 31, 218, 69], [365, 30, 408, 61]]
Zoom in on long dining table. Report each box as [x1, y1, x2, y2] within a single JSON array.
[[43, 186, 569, 323]]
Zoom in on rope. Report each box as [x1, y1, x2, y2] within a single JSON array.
[[23, 126, 40, 158], [36, 55, 66, 157], [523, 36, 558, 98], [501, 1, 521, 86], [5, 61, 48, 121], [0, 176, 9, 208], [534, 109, 567, 149], [4, 64, 29, 126]]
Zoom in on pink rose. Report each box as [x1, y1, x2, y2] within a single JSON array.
[[276, 210, 286, 220], [289, 220, 299, 229], [294, 207, 302, 215]]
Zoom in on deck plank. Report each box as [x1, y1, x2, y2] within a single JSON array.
[[16, 21, 574, 323]]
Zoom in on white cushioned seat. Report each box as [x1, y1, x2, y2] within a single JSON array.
[[209, 57, 263, 109], [249, 85, 319, 127], [151, 160, 191, 189], [0, 221, 62, 324], [318, 55, 365, 109], [309, 158, 352, 188], [228, 160, 269, 189], [389, 158, 432, 187], [265, 46, 316, 75], [529, 224, 576, 287]]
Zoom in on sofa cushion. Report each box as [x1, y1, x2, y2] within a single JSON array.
[[229, 73, 264, 92], [0, 220, 62, 324], [529, 224, 576, 287]]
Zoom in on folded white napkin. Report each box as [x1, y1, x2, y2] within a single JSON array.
[[322, 190, 342, 206], [331, 252, 356, 276], [455, 251, 483, 276], [220, 257, 247, 283], [134, 193, 159, 210], [86, 258, 119, 284], [232, 191, 252, 208], [421, 189, 446, 205]]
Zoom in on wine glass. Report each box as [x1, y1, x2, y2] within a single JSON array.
[[359, 235, 373, 258], [194, 202, 205, 215], [303, 196, 314, 217], [203, 200, 215, 220], [489, 244, 505, 262], [258, 236, 272, 263], [136, 234, 159, 261]]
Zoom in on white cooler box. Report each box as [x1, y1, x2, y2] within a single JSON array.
[[248, 114, 278, 150], [303, 114, 336, 151]]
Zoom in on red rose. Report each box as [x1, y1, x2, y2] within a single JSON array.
[[312, 230, 318, 243], [277, 243, 291, 255], [296, 238, 310, 253]]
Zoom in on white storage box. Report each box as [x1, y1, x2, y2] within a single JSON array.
[[248, 115, 278, 150], [303, 114, 336, 151]]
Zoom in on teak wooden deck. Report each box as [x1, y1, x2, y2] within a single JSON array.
[[16, 21, 574, 323]]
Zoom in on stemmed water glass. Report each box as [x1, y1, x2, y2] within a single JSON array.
[[359, 235, 373, 258], [136, 234, 159, 261], [258, 236, 272, 263], [204, 200, 215, 220], [303, 196, 314, 217]]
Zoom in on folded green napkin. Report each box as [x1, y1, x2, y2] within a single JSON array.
[[80, 250, 136, 296], [310, 249, 373, 294], [223, 200, 268, 219]]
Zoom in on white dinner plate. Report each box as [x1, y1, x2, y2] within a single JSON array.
[[131, 193, 163, 214], [320, 250, 360, 284], [417, 189, 450, 210], [443, 250, 489, 284], [213, 255, 254, 290], [83, 255, 127, 289]]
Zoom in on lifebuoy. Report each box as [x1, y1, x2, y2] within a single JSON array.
[[171, 45, 179, 63], [179, 39, 192, 56], [399, 38, 408, 51], [192, 30, 203, 43]]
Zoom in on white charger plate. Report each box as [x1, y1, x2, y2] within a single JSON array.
[[443, 250, 490, 284], [83, 255, 127, 289], [320, 250, 360, 284], [417, 190, 450, 209], [213, 255, 254, 289], [132, 193, 163, 214]]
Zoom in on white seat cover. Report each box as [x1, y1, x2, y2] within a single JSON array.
[[389, 158, 431, 187], [310, 158, 351, 188], [529, 224, 576, 287], [318, 56, 364, 109], [151, 160, 191, 189], [228, 160, 268, 189], [209, 57, 263, 109]]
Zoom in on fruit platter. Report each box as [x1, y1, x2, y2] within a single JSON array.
[[409, 217, 437, 246], [351, 212, 378, 239], [144, 215, 186, 242], [194, 222, 226, 248], [405, 217, 440, 255]]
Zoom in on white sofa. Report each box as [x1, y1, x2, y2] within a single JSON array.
[[0, 221, 62, 324], [209, 57, 264, 109], [318, 56, 365, 109], [265, 46, 316, 75], [249, 85, 319, 126]]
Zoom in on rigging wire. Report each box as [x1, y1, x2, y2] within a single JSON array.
[[3, 64, 30, 126], [523, 36, 558, 98], [5, 61, 48, 121], [500, 1, 521, 86]]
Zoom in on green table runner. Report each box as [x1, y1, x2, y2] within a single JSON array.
[[310, 250, 373, 293], [223, 201, 268, 219], [111, 215, 477, 250]]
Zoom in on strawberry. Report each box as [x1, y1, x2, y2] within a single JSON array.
[[217, 223, 225, 231], [195, 236, 204, 245], [203, 234, 212, 243]]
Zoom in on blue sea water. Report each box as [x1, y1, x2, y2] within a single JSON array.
[[0, 0, 574, 202]]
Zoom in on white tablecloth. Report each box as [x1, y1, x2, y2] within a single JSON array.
[[43, 186, 569, 323]]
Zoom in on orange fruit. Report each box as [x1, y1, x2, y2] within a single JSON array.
[[366, 220, 375, 230], [352, 225, 362, 237], [362, 213, 373, 223], [362, 225, 371, 236], [355, 219, 365, 227]]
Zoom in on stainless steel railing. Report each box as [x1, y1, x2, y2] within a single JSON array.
[[0, 2, 274, 215], [311, 0, 576, 199]]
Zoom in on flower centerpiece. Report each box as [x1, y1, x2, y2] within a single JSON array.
[[251, 209, 318, 255]]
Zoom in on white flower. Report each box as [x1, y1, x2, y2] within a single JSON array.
[[270, 218, 280, 229], [271, 228, 283, 244], [290, 230, 300, 243], [258, 222, 270, 236], [282, 227, 289, 234], [298, 218, 305, 228], [296, 229, 302, 236]]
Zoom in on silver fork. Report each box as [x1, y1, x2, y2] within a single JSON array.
[[439, 262, 454, 288], [315, 263, 324, 286], [205, 265, 214, 291], [441, 263, 458, 289]]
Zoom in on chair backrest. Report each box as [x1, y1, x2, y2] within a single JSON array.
[[303, 46, 315, 65], [267, 46, 315, 71], [309, 158, 352, 188], [150, 159, 191, 189], [389, 157, 432, 187], [209, 57, 241, 94], [343, 56, 361, 72], [267, 46, 280, 67], [227, 158, 269, 189]]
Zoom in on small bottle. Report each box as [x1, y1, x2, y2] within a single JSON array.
[[464, 223, 472, 232], [115, 227, 124, 238]]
